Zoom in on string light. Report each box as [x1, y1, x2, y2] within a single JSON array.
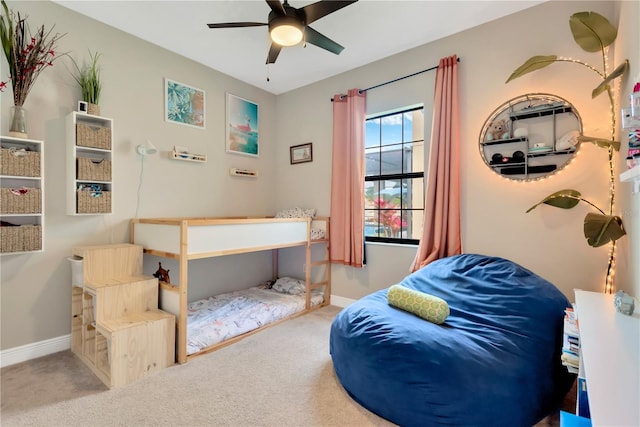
[[486, 65, 622, 293], [556, 51, 621, 294]]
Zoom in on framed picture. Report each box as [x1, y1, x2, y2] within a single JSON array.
[[165, 78, 205, 129], [226, 93, 259, 157], [290, 142, 313, 164]]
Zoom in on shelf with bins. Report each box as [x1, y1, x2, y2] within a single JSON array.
[[66, 112, 113, 215], [620, 164, 640, 193], [484, 136, 577, 176], [0, 136, 44, 254]]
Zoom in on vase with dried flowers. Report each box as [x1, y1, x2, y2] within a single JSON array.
[[0, 0, 65, 138]]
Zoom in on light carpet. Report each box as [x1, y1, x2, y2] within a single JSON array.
[[1, 305, 394, 427]]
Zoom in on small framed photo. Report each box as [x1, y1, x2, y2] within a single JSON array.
[[290, 142, 313, 165], [78, 101, 88, 114]]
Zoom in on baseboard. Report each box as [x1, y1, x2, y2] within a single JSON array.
[[330, 294, 356, 308], [1, 334, 71, 368]]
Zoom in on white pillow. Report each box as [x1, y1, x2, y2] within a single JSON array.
[[272, 277, 306, 295]]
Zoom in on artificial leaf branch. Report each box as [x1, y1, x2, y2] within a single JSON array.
[[526, 189, 625, 248], [507, 11, 629, 292], [506, 12, 628, 151]]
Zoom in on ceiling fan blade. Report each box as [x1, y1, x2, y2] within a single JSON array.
[[304, 26, 344, 55], [266, 43, 282, 64], [301, 0, 358, 25], [266, 0, 286, 16], [207, 22, 267, 28]]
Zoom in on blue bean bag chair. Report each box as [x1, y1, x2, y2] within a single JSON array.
[[330, 254, 575, 427]]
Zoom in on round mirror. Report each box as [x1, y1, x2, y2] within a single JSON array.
[[479, 93, 582, 181]]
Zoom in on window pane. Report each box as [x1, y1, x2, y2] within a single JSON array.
[[404, 210, 423, 240], [364, 181, 378, 209], [402, 141, 424, 174], [365, 147, 381, 177], [379, 178, 402, 204], [404, 177, 423, 209], [381, 114, 402, 146], [364, 209, 386, 237], [403, 109, 424, 142], [377, 179, 402, 238], [379, 143, 403, 175], [365, 118, 380, 148]]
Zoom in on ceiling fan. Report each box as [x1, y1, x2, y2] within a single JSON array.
[[207, 0, 358, 64]]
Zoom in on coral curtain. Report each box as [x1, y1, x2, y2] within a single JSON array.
[[330, 88, 366, 267], [411, 55, 461, 272]]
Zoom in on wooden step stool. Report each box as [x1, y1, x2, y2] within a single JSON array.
[[70, 243, 175, 388]]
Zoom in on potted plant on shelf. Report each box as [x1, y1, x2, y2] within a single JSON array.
[[0, 0, 65, 138], [69, 50, 102, 116]]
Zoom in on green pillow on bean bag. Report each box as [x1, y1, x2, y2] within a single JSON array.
[[387, 284, 449, 324]]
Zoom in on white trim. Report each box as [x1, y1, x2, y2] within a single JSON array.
[[330, 295, 356, 308], [0, 334, 71, 368]]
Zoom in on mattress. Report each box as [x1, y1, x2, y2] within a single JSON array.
[[187, 284, 324, 355]]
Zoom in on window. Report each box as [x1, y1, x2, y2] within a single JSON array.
[[365, 106, 424, 244]]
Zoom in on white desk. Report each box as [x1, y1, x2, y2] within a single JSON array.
[[574, 290, 640, 427]]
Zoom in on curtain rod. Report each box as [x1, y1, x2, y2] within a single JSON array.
[[331, 57, 460, 102]]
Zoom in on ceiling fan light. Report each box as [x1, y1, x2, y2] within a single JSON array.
[[270, 22, 303, 46]]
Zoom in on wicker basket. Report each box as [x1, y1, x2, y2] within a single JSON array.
[[77, 157, 112, 181], [0, 225, 42, 253], [76, 123, 111, 149], [77, 190, 111, 214], [0, 187, 41, 214], [0, 147, 40, 177]]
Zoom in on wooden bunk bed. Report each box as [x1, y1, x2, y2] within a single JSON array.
[[130, 216, 330, 364]]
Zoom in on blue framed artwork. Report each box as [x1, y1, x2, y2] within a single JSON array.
[[226, 93, 259, 157], [165, 78, 205, 129]]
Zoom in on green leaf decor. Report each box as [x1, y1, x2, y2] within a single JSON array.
[[583, 213, 626, 248], [577, 135, 621, 151], [505, 55, 557, 83], [526, 189, 582, 213], [569, 11, 618, 53], [592, 60, 629, 98], [70, 50, 102, 104], [507, 10, 630, 292]]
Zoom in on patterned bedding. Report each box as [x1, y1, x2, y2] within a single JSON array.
[[187, 284, 324, 355]]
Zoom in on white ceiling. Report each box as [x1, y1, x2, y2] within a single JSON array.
[[53, 0, 545, 95]]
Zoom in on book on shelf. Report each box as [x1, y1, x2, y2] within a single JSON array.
[[562, 306, 580, 373]]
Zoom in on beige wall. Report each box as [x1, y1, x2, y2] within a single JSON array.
[[276, 0, 638, 300], [1, 0, 637, 353], [0, 1, 279, 350]]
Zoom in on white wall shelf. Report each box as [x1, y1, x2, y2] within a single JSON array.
[[229, 168, 258, 177], [0, 136, 44, 254], [66, 112, 114, 215], [170, 150, 206, 163], [620, 165, 640, 193]]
